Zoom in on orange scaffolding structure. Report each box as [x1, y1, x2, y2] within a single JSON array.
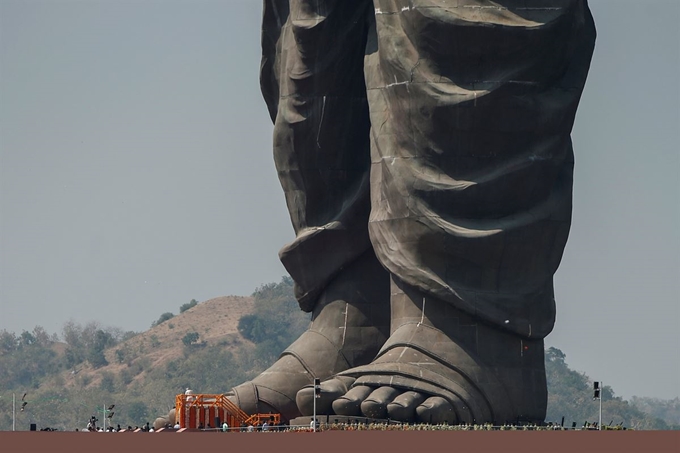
[[175, 394, 280, 429]]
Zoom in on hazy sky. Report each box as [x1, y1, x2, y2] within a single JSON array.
[[1, 1, 678, 400]]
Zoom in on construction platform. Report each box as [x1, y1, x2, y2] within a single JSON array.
[[175, 393, 280, 429]]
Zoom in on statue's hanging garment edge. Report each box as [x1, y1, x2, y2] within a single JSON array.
[[263, 0, 596, 341]]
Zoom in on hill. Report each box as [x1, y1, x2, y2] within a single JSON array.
[[62, 295, 255, 391], [0, 278, 676, 431], [0, 277, 311, 430]]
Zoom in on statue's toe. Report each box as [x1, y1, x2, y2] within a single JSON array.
[[387, 391, 427, 422], [415, 396, 459, 424], [153, 417, 168, 430], [228, 380, 296, 420], [296, 377, 354, 416], [331, 385, 373, 416], [359, 387, 401, 420]]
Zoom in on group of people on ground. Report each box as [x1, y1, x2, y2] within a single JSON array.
[[82, 419, 152, 432]]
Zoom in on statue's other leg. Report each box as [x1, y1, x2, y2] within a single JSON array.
[[227, 0, 390, 422], [298, 0, 596, 423]]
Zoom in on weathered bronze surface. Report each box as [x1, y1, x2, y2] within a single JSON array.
[[228, 0, 596, 424]]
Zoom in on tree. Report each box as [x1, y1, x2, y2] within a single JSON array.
[[87, 330, 115, 368], [126, 401, 149, 425], [237, 314, 267, 343], [65, 348, 81, 369], [152, 312, 174, 327], [62, 320, 105, 367], [182, 332, 200, 347], [179, 299, 199, 313], [0, 330, 17, 354], [31, 326, 53, 346], [87, 347, 107, 368], [19, 330, 36, 347]]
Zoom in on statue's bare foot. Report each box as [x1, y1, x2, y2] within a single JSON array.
[[227, 251, 390, 421], [297, 278, 548, 424]]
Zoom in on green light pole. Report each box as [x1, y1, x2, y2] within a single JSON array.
[[102, 404, 114, 431]]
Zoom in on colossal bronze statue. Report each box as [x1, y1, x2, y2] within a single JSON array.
[[228, 0, 596, 425]]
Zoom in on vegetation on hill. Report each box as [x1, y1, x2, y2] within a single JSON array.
[[629, 396, 680, 428], [238, 276, 310, 368], [0, 280, 676, 431], [544, 347, 676, 429]]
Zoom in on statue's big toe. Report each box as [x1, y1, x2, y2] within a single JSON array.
[[295, 376, 354, 416], [415, 397, 458, 424], [227, 354, 313, 421]]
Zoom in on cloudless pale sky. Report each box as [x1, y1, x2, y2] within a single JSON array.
[[1, 1, 678, 400]]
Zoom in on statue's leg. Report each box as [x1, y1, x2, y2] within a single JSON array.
[[297, 0, 596, 424], [227, 0, 390, 422]]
